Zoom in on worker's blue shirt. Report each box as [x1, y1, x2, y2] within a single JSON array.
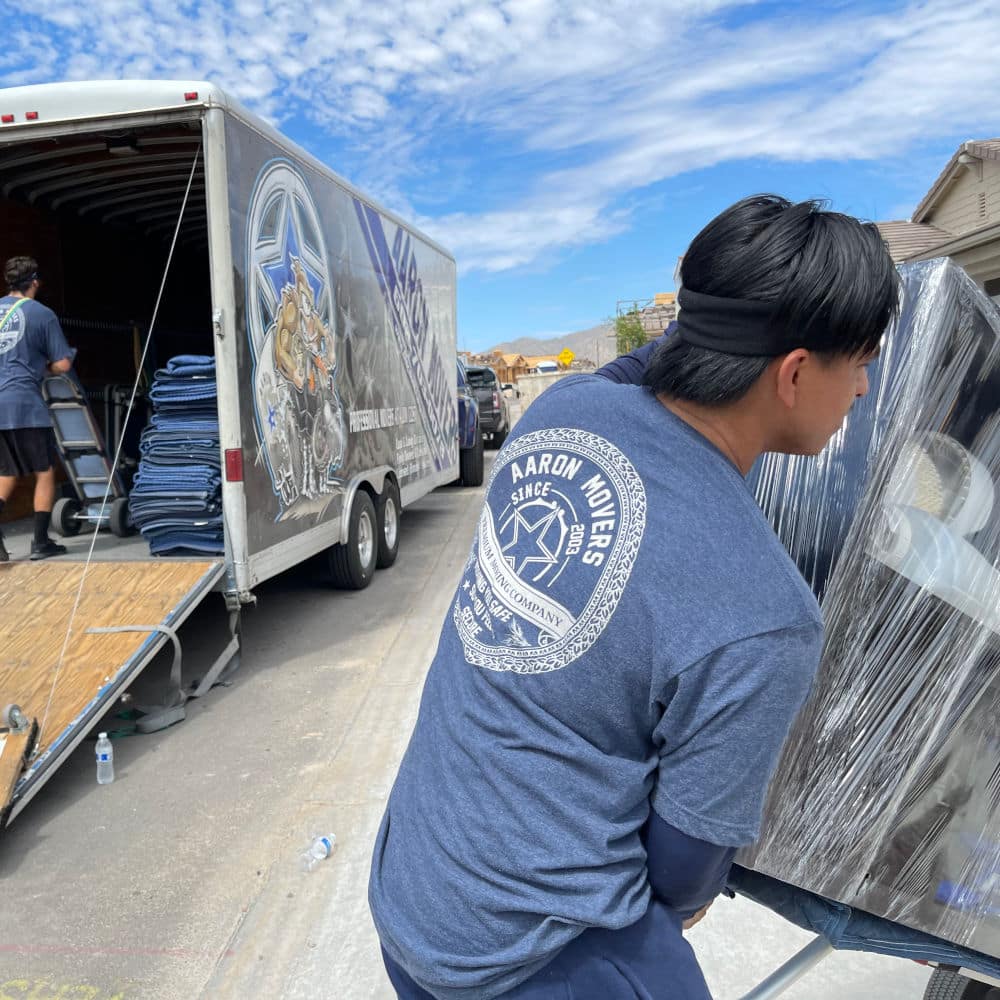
[[370, 374, 823, 1000], [0, 296, 72, 429]]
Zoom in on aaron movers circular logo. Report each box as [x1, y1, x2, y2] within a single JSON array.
[[0, 303, 25, 356], [455, 427, 646, 673]]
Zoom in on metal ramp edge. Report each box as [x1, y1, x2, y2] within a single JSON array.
[[0, 558, 227, 826]]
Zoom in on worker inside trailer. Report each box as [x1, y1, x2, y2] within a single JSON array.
[[0, 256, 75, 562], [370, 195, 901, 1000]]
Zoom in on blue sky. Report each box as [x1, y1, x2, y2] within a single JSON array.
[[3, 0, 999, 351]]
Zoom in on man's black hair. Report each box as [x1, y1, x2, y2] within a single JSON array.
[[4, 255, 39, 293], [644, 195, 900, 405]]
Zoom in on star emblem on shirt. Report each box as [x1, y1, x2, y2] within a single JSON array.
[[501, 502, 564, 574]]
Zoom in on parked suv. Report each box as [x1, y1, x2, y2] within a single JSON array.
[[456, 359, 484, 486], [465, 365, 511, 448]]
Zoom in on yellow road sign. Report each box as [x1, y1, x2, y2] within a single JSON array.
[[558, 348, 575, 366]]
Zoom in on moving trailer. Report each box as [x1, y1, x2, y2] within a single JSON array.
[[0, 80, 462, 824]]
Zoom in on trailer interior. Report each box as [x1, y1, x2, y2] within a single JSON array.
[[0, 117, 235, 825], [0, 118, 213, 531]]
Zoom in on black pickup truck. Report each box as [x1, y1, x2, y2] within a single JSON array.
[[465, 365, 511, 447]]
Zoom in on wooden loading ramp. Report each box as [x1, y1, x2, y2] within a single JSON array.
[[0, 559, 224, 826]]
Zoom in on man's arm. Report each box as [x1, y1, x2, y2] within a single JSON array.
[[42, 310, 74, 374], [643, 809, 736, 921], [642, 623, 819, 929], [594, 323, 676, 385], [652, 621, 822, 849]]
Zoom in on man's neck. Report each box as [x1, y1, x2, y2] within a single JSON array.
[[657, 394, 769, 476], [7, 290, 31, 300]]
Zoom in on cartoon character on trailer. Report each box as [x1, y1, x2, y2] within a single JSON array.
[[247, 160, 346, 519]]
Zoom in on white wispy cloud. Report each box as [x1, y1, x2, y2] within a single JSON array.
[[4, 0, 1000, 271]]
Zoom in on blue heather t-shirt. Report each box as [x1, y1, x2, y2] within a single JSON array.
[[0, 296, 73, 429], [370, 375, 823, 1000]]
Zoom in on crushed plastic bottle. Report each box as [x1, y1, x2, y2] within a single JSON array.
[[96, 732, 114, 785], [300, 834, 335, 872]]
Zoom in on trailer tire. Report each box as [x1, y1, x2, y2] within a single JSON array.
[[459, 429, 484, 487], [375, 481, 401, 570], [52, 497, 82, 537], [329, 491, 377, 590], [109, 497, 133, 538], [924, 970, 996, 999]]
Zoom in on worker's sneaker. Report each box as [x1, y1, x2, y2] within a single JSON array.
[[30, 539, 67, 561], [0, 531, 7, 562]]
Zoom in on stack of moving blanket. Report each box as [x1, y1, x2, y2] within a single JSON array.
[[128, 355, 225, 556]]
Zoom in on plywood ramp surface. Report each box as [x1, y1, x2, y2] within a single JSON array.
[[0, 560, 219, 768]]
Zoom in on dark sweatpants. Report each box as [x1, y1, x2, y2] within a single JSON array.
[[382, 898, 712, 999]]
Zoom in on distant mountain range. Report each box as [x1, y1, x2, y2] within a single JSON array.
[[489, 322, 616, 368]]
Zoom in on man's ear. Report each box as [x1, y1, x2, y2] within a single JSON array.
[[774, 349, 809, 409]]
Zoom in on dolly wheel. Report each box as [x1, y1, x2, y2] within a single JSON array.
[[924, 969, 1000, 999], [109, 497, 134, 538], [52, 497, 82, 537]]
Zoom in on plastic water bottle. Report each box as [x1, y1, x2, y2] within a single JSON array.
[[95, 733, 114, 785], [300, 834, 335, 872]]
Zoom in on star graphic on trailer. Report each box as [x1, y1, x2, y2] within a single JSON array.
[[501, 504, 565, 574], [267, 404, 277, 430], [261, 201, 325, 310]]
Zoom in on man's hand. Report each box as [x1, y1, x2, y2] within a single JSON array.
[[682, 902, 712, 931]]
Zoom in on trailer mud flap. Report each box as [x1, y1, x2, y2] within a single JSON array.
[[0, 559, 225, 825]]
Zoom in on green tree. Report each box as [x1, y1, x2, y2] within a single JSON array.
[[613, 309, 646, 356]]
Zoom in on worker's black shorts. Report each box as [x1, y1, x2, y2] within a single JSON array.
[[0, 427, 58, 477]]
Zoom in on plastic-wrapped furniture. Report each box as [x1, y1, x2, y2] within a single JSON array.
[[737, 259, 1000, 994]]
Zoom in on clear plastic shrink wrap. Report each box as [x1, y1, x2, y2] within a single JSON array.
[[741, 258, 1000, 955]]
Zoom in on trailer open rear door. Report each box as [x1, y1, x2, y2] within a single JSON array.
[[0, 558, 224, 825]]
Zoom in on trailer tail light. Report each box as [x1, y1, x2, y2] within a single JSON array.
[[184, 91, 199, 101], [225, 448, 244, 482], [1, 115, 13, 124], [25, 111, 38, 120]]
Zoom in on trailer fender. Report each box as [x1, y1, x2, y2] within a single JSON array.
[[339, 466, 395, 543]]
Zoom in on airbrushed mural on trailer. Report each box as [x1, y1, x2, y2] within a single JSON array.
[[246, 160, 346, 520], [227, 119, 457, 555]]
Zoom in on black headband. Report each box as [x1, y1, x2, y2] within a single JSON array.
[[10, 271, 38, 291], [676, 287, 794, 357]]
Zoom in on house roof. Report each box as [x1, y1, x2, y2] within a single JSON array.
[[500, 353, 527, 366], [906, 219, 1000, 264], [913, 139, 1000, 224], [876, 221, 951, 263]]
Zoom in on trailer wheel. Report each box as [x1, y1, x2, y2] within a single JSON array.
[[109, 497, 134, 538], [459, 428, 484, 487], [924, 969, 997, 999], [329, 490, 377, 590], [52, 498, 82, 537], [375, 481, 401, 570]]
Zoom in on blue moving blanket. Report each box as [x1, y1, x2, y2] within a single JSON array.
[[730, 866, 1000, 980], [129, 355, 225, 556]]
